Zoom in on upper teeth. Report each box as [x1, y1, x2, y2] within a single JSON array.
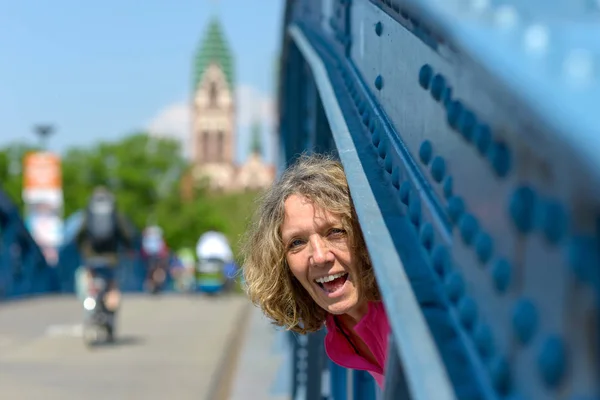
[[315, 272, 346, 284]]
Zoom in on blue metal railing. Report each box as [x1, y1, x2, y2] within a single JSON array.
[[278, 0, 600, 399], [0, 188, 54, 300], [0, 194, 146, 301]]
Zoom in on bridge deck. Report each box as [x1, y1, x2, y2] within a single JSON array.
[[229, 304, 290, 400], [0, 294, 249, 400]]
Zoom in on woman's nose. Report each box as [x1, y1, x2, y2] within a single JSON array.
[[310, 236, 333, 266]]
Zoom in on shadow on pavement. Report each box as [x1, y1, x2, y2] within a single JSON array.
[[87, 335, 145, 349]]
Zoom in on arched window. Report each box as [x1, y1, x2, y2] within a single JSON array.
[[202, 131, 210, 162], [216, 131, 224, 162], [209, 82, 218, 107]]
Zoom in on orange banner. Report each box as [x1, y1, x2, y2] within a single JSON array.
[[23, 152, 62, 190]]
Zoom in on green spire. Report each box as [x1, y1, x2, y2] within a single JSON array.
[[250, 121, 262, 156], [193, 18, 235, 91]]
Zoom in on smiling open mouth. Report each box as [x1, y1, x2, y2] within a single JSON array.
[[315, 272, 349, 294]]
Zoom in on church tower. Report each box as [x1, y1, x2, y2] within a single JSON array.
[[235, 119, 275, 191], [191, 18, 236, 190]]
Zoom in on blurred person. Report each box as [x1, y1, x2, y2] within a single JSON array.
[[173, 247, 196, 292], [75, 186, 134, 341], [195, 228, 233, 294], [240, 154, 389, 388], [141, 224, 170, 293]]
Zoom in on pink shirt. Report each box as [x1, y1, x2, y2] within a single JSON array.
[[324, 301, 390, 388]]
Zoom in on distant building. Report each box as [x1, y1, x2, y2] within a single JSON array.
[[236, 121, 276, 191], [187, 18, 274, 193]]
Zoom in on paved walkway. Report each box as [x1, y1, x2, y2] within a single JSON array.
[[229, 304, 291, 400], [0, 293, 248, 400]]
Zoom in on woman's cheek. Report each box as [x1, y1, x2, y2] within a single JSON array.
[[287, 256, 305, 282]]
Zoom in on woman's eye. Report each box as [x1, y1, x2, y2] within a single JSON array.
[[289, 239, 305, 249], [328, 228, 346, 236]]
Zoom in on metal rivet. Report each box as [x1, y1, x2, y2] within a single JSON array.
[[431, 245, 450, 277], [474, 232, 493, 264], [494, 5, 519, 30], [442, 176, 453, 199], [524, 24, 549, 56], [473, 124, 492, 155], [391, 166, 401, 189], [444, 271, 464, 303], [431, 156, 446, 183], [538, 336, 567, 388], [489, 356, 511, 395], [377, 138, 387, 159], [458, 296, 478, 330], [384, 156, 393, 173], [512, 298, 538, 345], [362, 110, 370, 125], [358, 100, 366, 114], [458, 110, 477, 142], [474, 323, 494, 358], [419, 140, 433, 165], [375, 75, 383, 90], [375, 21, 383, 36], [563, 48, 594, 86], [492, 258, 511, 294], [471, 0, 490, 12], [419, 223, 434, 251], [408, 192, 421, 226], [431, 74, 446, 101], [488, 141, 511, 178], [370, 119, 377, 134], [509, 186, 537, 234], [567, 235, 598, 282], [372, 128, 381, 147], [419, 64, 433, 90], [442, 87, 453, 109], [540, 200, 568, 244], [459, 213, 479, 245], [447, 196, 465, 224], [399, 181, 411, 205], [447, 100, 464, 130]]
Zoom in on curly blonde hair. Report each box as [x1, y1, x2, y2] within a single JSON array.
[[240, 153, 380, 334]]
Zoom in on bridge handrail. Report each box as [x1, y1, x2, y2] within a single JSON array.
[[289, 23, 455, 400], [0, 188, 52, 299], [278, 0, 599, 399]]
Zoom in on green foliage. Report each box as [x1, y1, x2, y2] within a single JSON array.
[[198, 189, 262, 263], [0, 133, 263, 261]]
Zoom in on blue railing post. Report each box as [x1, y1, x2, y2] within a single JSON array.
[[290, 332, 303, 399], [306, 329, 326, 399], [329, 360, 348, 400], [382, 334, 411, 400], [290, 329, 327, 400], [352, 370, 376, 400]]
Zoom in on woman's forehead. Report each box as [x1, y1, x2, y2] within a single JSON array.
[[281, 195, 341, 237]]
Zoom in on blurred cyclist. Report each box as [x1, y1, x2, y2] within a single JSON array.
[[75, 186, 134, 340]]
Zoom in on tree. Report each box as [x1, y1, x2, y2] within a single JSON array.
[[0, 133, 263, 258], [0, 142, 41, 210]]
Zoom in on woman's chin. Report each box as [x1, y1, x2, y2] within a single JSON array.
[[323, 296, 360, 316], [311, 281, 362, 316]]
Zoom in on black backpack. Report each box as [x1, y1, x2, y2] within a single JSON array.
[[85, 192, 118, 253]]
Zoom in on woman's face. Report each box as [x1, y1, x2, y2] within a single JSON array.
[[281, 194, 366, 319]]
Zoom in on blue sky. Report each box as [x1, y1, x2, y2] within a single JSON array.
[[0, 0, 284, 163]]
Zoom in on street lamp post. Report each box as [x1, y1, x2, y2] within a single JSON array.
[[34, 124, 54, 151]]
